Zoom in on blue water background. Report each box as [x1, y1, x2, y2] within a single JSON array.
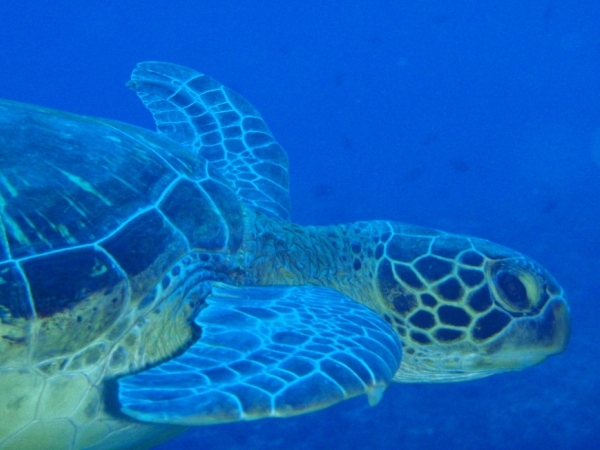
[[1, 1, 598, 449]]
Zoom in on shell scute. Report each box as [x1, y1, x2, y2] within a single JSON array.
[[0, 262, 32, 319], [21, 246, 124, 318]]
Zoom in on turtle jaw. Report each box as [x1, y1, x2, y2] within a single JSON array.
[[476, 297, 571, 371], [393, 297, 570, 383], [449, 297, 571, 378]]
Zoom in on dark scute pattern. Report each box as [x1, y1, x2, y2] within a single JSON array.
[[438, 305, 472, 327], [414, 256, 453, 282], [459, 269, 484, 287], [100, 209, 185, 277], [377, 260, 416, 315], [431, 236, 470, 258], [394, 264, 424, 289], [459, 251, 485, 267], [435, 278, 463, 301], [393, 294, 417, 317], [159, 179, 226, 251], [468, 285, 493, 312], [408, 310, 436, 329], [386, 235, 431, 263], [496, 272, 529, 309], [200, 179, 244, 253], [0, 262, 33, 319], [0, 100, 185, 260], [421, 293, 438, 307], [434, 328, 464, 342], [410, 331, 432, 345], [22, 247, 124, 318], [473, 309, 512, 340]]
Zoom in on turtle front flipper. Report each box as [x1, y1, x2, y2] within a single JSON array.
[[118, 284, 402, 425]]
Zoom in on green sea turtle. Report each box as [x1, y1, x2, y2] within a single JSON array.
[[0, 62, 570, 450]]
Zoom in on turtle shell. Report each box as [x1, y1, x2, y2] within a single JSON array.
[[0, 100, 244, 364]]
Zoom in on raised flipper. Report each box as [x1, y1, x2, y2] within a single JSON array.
[[128, 62, 291, 221], [118, 284, 402, 425]]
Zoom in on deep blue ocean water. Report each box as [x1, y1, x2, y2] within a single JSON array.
[[1, 1, 598, 449]]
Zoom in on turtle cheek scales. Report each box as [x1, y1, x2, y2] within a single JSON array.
[[377, 259, 417, 316], [414, 256, 453, 282], [374, 230, 549, 380], [118, 284, 401, 425], [472, 309, 512, 341]]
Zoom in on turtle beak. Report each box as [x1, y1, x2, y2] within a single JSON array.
[[541, 298, 571, 354], [482, 297, 571, 370], [393, 297, 571, 383]]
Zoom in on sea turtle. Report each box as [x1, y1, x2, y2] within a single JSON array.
[[0, 62, 570, 450]]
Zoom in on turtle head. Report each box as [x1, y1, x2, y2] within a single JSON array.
[[371, 226, 570, 382]]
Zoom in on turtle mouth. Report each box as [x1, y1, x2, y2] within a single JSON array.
[[477, 298, 571, 371], [393, 297, 571, 383]]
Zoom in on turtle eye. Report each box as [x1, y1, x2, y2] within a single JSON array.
[[496, 271, 529, 310]]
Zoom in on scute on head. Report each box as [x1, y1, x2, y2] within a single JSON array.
[[374, 228, 570, 382]]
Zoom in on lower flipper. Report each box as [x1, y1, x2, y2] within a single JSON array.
[[118, 283, 401, 425]]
